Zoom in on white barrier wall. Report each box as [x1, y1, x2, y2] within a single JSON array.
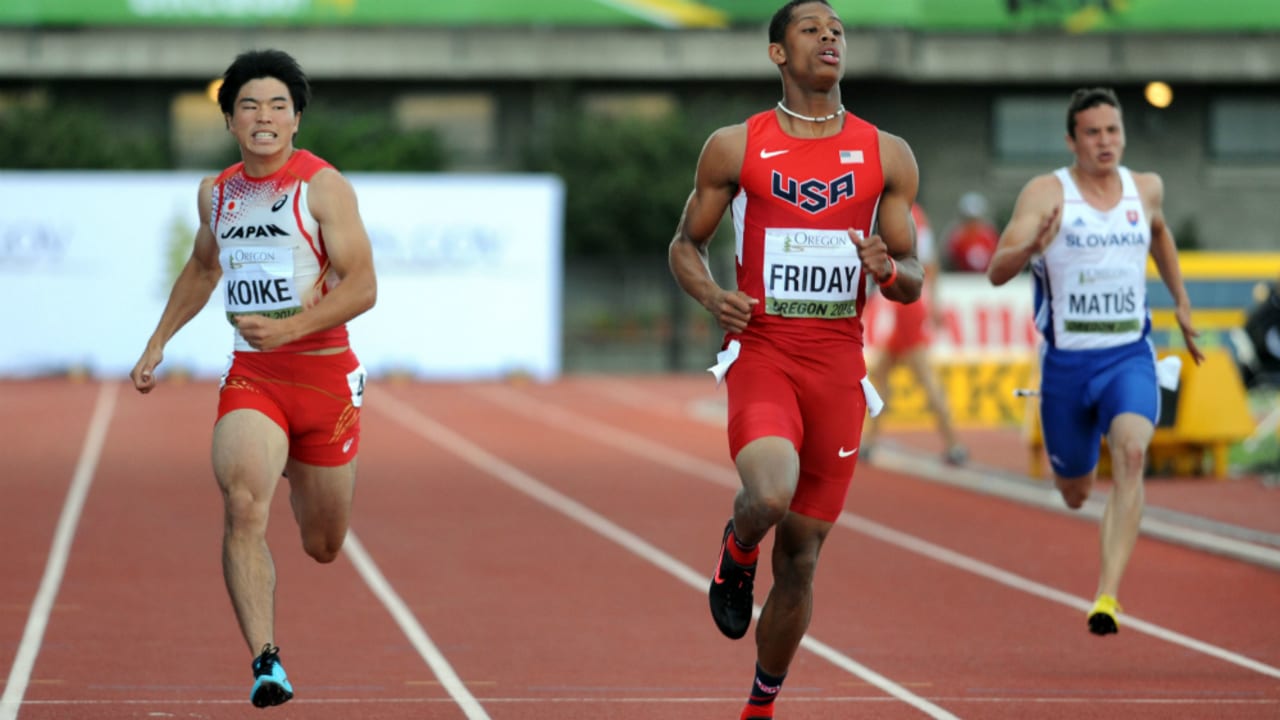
[[0, 171, 564, 381]]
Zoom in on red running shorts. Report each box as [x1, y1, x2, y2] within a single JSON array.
[[216, 348, 366, 467]]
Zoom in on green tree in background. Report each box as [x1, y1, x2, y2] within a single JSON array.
[[0, 100, 169, 169], [216, 101, 449, 172], [525, 105, 728, 257]]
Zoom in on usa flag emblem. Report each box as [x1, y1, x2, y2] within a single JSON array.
[[839, 150, 863, 164]]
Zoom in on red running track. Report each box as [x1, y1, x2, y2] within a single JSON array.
[[1, 376, 1277, 719]]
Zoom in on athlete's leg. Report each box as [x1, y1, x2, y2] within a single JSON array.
[[1039, 354, 1102, 509], [714, 350, 802, 642], [284, 457, 357, 563], [212, 409, 289, 655], [756, 511, 832, 673], [1097, 412, 1154, 600], [732, 438, 801, 545], [901, 347, 966, 461]]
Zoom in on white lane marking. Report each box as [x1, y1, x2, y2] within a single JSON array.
[[1, 382, 118, 720], [343, 531, 491, 720], [871, 447, 1280, 570], [374, 393, 960, 720], [15, 695, 1280, 708], [475, 385, 1280, 682]]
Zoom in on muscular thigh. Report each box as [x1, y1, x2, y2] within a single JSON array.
[[212, 409, 289, 497], [791, 362, 865, 523], [726, 343, 803, 459], [218, 349, 367, 468], [1040, 341, 1157, 478], [286, 457, 357, 530]]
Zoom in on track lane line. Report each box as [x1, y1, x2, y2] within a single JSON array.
[[374, 392, 960, 720], [1, 381, 118, 720], [342, 531, 491, 719], [472, 384, 1280, 682]]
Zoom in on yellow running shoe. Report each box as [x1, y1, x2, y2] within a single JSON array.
[[1087, 594, 1122, 636]]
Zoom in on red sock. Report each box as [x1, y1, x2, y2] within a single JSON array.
[[727, 528, 759, 566]]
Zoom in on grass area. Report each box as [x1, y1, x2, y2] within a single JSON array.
[[1231, 388, 1280, 474]]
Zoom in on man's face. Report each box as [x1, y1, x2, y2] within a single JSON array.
[[226, 77, 299, 158], [1068, 103, 1126, 172], [775, 3, 846, 81]]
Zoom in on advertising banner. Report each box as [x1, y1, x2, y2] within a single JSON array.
[[0, 171, 563, 381]]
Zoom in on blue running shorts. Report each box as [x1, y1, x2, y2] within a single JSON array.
[[1039, 338, 1159, 478]]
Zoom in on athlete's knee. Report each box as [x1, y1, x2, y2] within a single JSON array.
[[742, 484, 792, 526], [1055, 477, 1090, 509], [774, 544, 820, 587], [1113, 438, 1148, 477], [301, 529, 346, 563], [221, 486, 270, 533]]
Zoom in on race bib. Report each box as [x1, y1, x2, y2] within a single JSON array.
[[762, 227, 863, 319], [220, 246, 302, 322], [1061, 264, 1143, 334], [348, 364, 368, 408]]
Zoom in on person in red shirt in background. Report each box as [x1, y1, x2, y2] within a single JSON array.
[[946, 191, 1000, 273], [863, 202, 968, 465]]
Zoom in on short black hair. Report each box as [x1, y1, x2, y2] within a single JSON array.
[[768, 0, 833, 44], [1066, 87, 1120, 138], [217, 49, 311, 116]]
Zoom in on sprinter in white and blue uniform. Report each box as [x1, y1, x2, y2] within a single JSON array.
[[988, 87, 1204, 638]]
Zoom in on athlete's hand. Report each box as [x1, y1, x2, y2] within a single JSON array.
[[1175, 301, 1205, 366], [855, 230, 893, 283], [130, 346, 164, 394], [705, 289, 757, 334], [233, 314, 293, 351]]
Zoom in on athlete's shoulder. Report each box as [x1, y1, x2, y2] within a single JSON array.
[[700, 122, 748, 170], [211, 162, 244, 187], [288, 149, 336, 182], [1127, 167, 1164, 194], [876, 128, 914, 159], [1021, 171, 1064, 199]]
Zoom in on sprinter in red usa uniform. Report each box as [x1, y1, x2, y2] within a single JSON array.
[[668, 2, 923, 717]]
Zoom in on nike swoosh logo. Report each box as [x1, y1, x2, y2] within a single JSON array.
[[760, 149, 789, 159], [838, 447, 858, 458], [712, 541, 728, 584]]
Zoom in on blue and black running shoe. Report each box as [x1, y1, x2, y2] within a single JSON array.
[[250, 643, 294, 708]]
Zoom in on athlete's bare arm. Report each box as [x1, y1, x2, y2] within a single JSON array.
[[233, 168, 378, 351], [131, 177, 223, 393], [1140, 171, 1203, 364], [868, 131, 923, 304], [669, 124, 757, 334], [988, 174, 1062, 286]]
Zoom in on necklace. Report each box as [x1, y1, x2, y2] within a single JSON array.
[[776, 101, 845, 123]]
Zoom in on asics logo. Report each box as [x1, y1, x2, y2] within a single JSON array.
[[760, 148, 789, 159], [838, 446, 858, 458]]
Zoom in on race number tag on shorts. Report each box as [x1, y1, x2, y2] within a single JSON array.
[[220, 246, 302, 322], [347, 364, 367, 408], [762, 227, 863, 319], [1062, 264, 1143, 334]]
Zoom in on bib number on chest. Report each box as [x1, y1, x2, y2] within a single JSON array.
[[221, 246, 302, 322], [762, 228, 863, 319], [1062, 264, 1142, 333]]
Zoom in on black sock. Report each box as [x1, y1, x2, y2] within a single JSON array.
[[746, 662, 786, 712]]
